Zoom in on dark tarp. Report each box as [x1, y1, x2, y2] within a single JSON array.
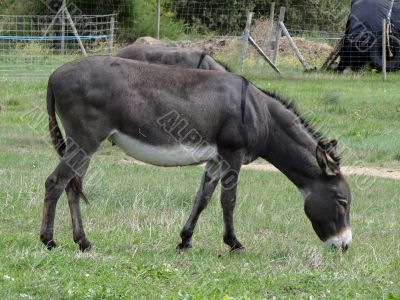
[[338, 0, 400, 71]]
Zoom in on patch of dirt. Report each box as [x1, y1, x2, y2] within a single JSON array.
[[121, 157, 400, 181], [175, 37, 239, 55], [132, 36, 238, 55], [340, 166, 400, 180], [132, 36, 178, 47], [278, 37, 333, 59], [131, 35, 333, 59], [243, 163, 400, 181]]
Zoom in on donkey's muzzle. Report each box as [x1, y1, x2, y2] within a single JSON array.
[[324, 227, 352, 252]]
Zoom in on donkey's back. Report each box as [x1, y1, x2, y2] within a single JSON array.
[[116, 45, 228, 72], [48, 56, 248, 162]]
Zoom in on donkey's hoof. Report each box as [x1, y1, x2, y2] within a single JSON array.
[[78, 239, 92, 252], [230, 245, 246, 254], [40, 233, 57, 250], [43, 240, 57, 250], [176, 242, 192, 254]]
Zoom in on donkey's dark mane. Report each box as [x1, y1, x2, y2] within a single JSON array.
[[258, 87, 341, 164]]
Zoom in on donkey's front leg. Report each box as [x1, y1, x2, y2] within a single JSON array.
[[177, 161, 220, 252], [220, 150, 244, 252]]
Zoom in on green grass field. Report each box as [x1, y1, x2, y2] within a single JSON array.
[[0, 59, 400, 299]]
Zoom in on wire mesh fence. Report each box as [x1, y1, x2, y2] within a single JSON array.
[[0, 13, 116, 78], [161, 1, 400, 75], [0, 0, 399, 79], [157, 2, 350, 73], [164, 1, 271, 36]]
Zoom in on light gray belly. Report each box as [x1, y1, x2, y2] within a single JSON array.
[[110, 131, 218, 166]]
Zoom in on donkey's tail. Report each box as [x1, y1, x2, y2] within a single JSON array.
[[47, 81, 89, 204]]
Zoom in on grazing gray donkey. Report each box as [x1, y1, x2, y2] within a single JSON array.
[[40, 56, 352, 253], [116, 45, 228, 71]]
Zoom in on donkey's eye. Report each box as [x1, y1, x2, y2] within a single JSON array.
[[336, 198, 348, 209]]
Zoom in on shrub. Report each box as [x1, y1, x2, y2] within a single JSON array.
[[168, 0, 352, 35]]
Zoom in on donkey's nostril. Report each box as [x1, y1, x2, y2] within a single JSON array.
[[324, 227, 352, 251]]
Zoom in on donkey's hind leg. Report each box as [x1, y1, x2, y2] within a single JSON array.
[[66, 170, 91, 252], [40, 148, 91, 250], [177, 161, 220, 252]]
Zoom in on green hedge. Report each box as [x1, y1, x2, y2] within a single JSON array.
[[168, 0, 352, 34], [0, 0, 190, 41], [0, 0, 352, 41]]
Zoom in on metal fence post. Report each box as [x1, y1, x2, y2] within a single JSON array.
[[156, 0, 161, 40], [240, 12, 254, 73]]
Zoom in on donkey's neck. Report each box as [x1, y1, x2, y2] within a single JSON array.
[[260, 98, 322, 189]]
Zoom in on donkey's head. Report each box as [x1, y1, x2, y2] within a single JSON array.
[[302, 140, 352, 251]]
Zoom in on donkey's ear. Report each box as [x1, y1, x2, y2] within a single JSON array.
[[316, 144, 340, 177], [326, 139, 338, 152]]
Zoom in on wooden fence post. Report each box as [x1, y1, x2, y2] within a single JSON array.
[[60, 0, 66, 55], [64, 8, 87, 56], [263, 2, 275, 55], [240, 12, 254, 73], [108, 16, 115, 56], [156, 0, 161, 40], [249, 35, 282, 75], [273, 7, 286, 65], [382, 18, 387, 81], [279, 21, 309, 71]]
